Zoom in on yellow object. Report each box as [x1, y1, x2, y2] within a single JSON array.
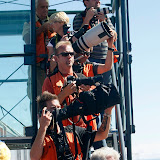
[[0, 142, 11, 160]]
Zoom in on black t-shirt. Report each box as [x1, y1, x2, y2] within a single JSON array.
[[31, 125, 96, 153], [64, 125, 96, 151]]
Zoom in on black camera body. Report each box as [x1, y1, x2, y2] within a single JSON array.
[[39, 83, 120, 124], [63, 24, 89, 44], [67, 75, 103, 86], [56, 83, 120, 121], [63, 24, 71, 35]]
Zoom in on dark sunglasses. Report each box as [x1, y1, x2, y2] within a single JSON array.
[[57, 52, 75, 57]]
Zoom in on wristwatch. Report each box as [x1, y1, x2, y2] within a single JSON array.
[[108, 47, 114, 52]]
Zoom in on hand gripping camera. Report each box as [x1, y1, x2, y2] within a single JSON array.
[[94, 7, 110, 15], [72, 21, 112, 53], [54, 83, 120, 121], [63, 24, 89, 43], [67, 74, 103, 86]]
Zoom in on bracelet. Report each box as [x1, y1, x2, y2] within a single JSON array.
[[103, 113, 112, 118], [108, 47, 114, 52]]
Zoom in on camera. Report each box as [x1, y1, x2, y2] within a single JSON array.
[[63, 24, 89, 43], [39, 83, 120, 121], [55, 83, 120, 121], [94, 7, 110, 15], [73, 24, 89, 39], [63, 22, 112, 54], [72, 22, 112, 53], [63, 24, 71, 35], [67, 74, 103, 86]]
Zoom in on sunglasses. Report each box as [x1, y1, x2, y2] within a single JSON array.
[[57, 52, 74, 57]]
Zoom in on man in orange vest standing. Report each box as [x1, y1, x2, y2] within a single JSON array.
[[22, 0, 55, 99]]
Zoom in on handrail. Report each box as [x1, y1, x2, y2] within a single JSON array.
[[0, 96, 27, 127], [0, 63, 24, 86], [111, 65, 127, 160]]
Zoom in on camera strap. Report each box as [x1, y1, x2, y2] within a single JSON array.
[[81, 116, 93, 160], [58, 120, 75, 160], [51, 120, 74, 160], [72, 123, 78, 159]]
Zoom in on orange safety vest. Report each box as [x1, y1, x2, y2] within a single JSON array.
[[40, 134, 83, 160], [36, 21, 55, 63]]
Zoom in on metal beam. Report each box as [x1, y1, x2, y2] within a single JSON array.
[[0, 9, 83, 35]]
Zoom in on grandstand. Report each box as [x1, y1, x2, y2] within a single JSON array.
[[0, 0, 134, 159]]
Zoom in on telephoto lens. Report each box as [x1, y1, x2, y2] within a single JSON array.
[[72, 22, 112, 53], [95, 7, 110, 15]]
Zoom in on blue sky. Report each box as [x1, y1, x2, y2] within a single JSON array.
[[0, 0, 160, 159], [128, 0, 160, 159]]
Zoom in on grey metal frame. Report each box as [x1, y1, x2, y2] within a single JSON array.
[[112, 0, 135, 159], [0, 0, 36, 148]]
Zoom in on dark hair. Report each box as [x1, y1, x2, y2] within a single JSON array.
[[37, 91, 59, 113], [83, 0, 88, 7]]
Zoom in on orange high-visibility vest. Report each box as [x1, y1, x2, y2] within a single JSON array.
[[40, 133, 83, 160], [36, 21, 55, 63]]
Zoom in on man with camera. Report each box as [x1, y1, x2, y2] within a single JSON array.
[[42, 30, 115, 130], [30, 91, 114, 160], [73, 0, 117, 149], [73, 0, 116, 84]]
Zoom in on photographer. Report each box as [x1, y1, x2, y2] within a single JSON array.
[[42, 32, 115, 130], [73, 0, 117, 84], [30, 91, 114, 160], [47, 12, 70, 57], [47, 11, 70, 72], [73, 0, 117, 149]]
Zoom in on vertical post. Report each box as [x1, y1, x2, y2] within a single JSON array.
[[31, 0, 37, 135], [121, 0, 132, 159], [111, 66, 127, 160]]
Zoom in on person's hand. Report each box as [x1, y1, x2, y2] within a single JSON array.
[[95, 12, 106, 22], [61, 35, 69, 41], [39, 107, 52, 130], [62, 81, 77, 97], [42, 22, 51, 32], [85, 7, 95, 21], [79, 84, 91, 91], [76, 50, 90, 64], [107, 30, 114, 48], [71, 36, 78, 43], [112, 30, 117, 42]]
